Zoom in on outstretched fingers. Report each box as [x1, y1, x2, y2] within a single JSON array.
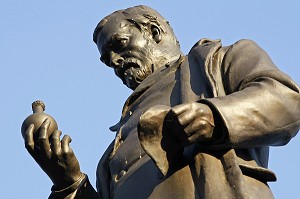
[[38, 118, 52, 159], [51, 130, 62, 157], [24, 124, 44, 164], [61, 135, 74, 158], [24, 124, 35, 154]]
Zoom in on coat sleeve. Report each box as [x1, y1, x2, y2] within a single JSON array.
[[202, 39, 300, 148], [48, 174, 101, 199]]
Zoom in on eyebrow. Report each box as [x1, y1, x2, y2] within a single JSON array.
[[126, 19, 142, 31], [102, 33, 121, 45]]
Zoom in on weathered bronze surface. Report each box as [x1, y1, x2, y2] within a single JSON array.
[[23, 5, 300, 199]]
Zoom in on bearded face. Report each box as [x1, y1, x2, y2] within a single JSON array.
[[96, 17, 169, 90]]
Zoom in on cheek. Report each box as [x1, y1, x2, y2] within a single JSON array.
[[135, 39, 148, 49]]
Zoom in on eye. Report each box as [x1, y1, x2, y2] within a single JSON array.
[[114, 38, 129, 47]]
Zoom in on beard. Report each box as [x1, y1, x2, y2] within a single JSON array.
[[123, 64, 153, 89], [115, 57, 154, 90], [115, 52, 168, 90]]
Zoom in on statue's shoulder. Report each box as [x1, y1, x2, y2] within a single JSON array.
[[190, 38, 261, 52], [187, 38, 266, 73], [222, 39, 270, 65], [226, 39, 263, 53]]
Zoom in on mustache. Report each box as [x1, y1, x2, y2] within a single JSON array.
[[123, 58, 141, 70], [114, 58, 140, 79], [115, 57, 154, 85]]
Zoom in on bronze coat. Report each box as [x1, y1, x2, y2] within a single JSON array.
[[97, 39, 300, 199]]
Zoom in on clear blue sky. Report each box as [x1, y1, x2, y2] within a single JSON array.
[[1, 1, 299, 198]]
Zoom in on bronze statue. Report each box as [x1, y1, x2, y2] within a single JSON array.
[[23, 5, 300, 199]]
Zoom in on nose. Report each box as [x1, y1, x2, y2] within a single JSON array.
[[110, 51, 124, 68]]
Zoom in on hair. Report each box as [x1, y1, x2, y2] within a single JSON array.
[[93, 5, 179, 46]]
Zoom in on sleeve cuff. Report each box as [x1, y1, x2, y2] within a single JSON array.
[[50, 173, 87, 199]]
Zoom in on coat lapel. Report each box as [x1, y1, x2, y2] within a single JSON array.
[[187, 38, 250, 199]]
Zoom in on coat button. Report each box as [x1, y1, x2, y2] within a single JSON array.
[[115, 170, 127, 181]]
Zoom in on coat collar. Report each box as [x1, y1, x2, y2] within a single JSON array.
[[188, 38, 224, 97]]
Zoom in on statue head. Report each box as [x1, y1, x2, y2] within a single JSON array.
[[93, 5, 182, 90]]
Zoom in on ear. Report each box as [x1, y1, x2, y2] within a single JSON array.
[[151, 25, 162, 43]]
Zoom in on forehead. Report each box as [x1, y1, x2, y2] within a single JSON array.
[[96, 17, 134, 48]]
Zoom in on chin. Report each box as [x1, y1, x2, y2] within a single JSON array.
[[125, 79, 140, 90], [123, 69, 151, 90], [126, 83, 139, 90]]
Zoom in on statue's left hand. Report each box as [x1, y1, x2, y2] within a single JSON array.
[[167, 102, 215, 146]]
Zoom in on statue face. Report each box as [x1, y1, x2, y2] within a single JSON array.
[[96, 18, 162, 90]]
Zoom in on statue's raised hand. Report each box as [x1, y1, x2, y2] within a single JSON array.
[[24, 118, 83, 189]]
